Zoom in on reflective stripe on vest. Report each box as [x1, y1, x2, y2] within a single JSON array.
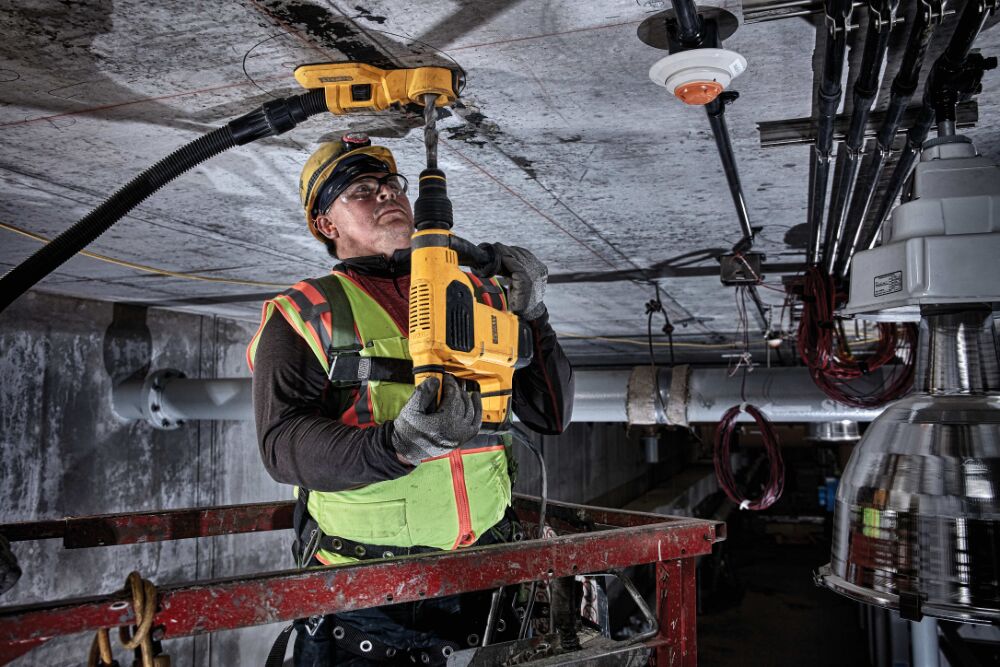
[[247, 271, 512, 561]]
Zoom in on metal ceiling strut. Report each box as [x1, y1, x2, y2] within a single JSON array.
[[0, 497, 724, 665]]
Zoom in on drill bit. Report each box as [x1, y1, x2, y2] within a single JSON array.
[[423, 93, 439, 170]]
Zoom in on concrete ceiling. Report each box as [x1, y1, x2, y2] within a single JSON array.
[[2, 0, 999, 365]]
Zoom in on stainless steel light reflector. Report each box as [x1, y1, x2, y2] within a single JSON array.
[[817, 307, 1000, 623]]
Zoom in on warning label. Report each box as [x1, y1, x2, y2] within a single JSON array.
[[874, 271, 903, 297]]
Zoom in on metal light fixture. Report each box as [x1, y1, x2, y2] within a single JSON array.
[[818, 307, 1000, 622], [817, 134, 1000, 624]]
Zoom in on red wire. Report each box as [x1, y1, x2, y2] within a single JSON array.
[[713, 404, 784, 511], [796, 266, 916, 407]]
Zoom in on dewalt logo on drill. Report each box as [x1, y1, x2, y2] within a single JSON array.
[[491, 315, 499, 345]]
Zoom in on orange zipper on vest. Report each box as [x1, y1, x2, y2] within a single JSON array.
[[449, 450, 476, 548]]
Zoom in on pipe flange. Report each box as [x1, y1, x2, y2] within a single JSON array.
[[143, 368, 186, 430], [638, 6, 741, 50]]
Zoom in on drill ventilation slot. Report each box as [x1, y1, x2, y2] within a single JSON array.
[[410, 282, 433, 333]]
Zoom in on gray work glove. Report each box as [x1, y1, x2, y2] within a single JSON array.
[[392, 374, 482, 465], [495, 244, 548, 321]]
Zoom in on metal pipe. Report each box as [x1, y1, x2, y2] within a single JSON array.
[[588, 366, 890, 424], [940, 0, 995, 66], [113, 369, 253, 429], [574, 369, 633, 422], [806, 0, 855, 265], [115, 366, 888, 428], [861, 104, 933, 250], [670, 0, 706, 45], [836, 0, 942, 279], [823, 0, 899, 274], [910, 617, 941, 667], [706, 95, 754, 242]]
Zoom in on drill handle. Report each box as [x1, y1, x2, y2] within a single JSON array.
[[414, 370, 446, 410], [450, 236, 502, 279]]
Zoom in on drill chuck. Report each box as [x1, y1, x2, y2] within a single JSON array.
[[413, 168, 453, 231]]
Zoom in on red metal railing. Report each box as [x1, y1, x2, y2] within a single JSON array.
[[0, 497, 724, 665]]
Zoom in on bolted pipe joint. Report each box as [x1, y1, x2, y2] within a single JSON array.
[[113, 368, 188, 430], [113, 369, 254, 430]]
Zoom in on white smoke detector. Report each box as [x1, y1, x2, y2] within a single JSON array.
[[649, 48, 747, 105]]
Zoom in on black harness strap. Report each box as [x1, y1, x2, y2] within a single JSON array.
[[310, 274, 361, 360], [264, 624, 295, 667], [317, 533, 441, 561], [333, 620, 399, 661], [307, 275, 414, 387], [328, 355, 414, 384]]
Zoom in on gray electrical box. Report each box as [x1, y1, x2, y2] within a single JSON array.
[[842, 136, 1000, 320]]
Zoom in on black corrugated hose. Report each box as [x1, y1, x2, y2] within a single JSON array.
[[0, 88, 328, 315]]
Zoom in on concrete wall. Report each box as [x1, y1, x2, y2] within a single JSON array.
[[513, 423, 655, 508], [0, 291, 285, 666], [0, 291, 658, 665]]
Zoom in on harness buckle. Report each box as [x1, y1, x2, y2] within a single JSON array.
[[305, 615, 325, 637], [301, 528, 320, 566], [327, 352, 362, 385]]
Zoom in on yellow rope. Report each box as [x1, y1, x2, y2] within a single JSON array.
[[117, 571, 167, 667], [87, 571, 169, 667], [87, 628, 114, 667], [0, 220, 287, 289]]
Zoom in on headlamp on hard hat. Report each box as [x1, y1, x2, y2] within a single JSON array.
[[299, 133, 399, 242], [312, 153, 394, 216]]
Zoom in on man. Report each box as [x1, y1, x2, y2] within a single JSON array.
[[248, 132, 573, 665]]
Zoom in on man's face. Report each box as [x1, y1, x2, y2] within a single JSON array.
[[313, 171, 414, 259]]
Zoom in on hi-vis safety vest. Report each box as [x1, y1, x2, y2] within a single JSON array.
[[247, 270, 513, 565]]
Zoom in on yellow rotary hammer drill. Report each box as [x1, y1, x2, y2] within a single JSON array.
[[295, 62, 533, 429]]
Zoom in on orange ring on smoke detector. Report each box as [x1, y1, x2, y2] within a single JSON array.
[[674, 81, 724, 105]]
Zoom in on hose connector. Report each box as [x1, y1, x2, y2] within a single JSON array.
[[228, 89, 327, 145]]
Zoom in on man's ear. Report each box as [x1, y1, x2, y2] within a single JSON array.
[[314, 213, 339, 240]]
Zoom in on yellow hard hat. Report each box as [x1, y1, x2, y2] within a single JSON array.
[[299, 132, 397, 242]]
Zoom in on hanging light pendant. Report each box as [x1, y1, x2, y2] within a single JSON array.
[[817, 306, 1000, 622]]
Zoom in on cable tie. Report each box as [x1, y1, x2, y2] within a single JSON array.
[[739, 402, 748, 413], [739, 499, 751, 511]]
